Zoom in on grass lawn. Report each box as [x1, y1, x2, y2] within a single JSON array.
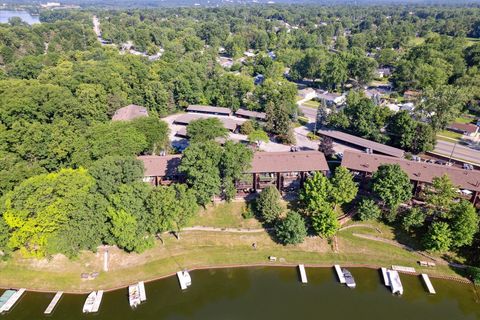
[[0, 203, 467, 292], [437, 130, 462, 141], [455, 115, 475, 124], [187, 202, 262, 229], [302, 100, 320, 108]]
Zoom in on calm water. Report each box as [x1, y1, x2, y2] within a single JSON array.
[[0, 10, 40, 24], [2, 267, 480, 319]]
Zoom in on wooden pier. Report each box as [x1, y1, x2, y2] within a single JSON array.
[[298, 264, 308, 283], [392, 265, 416, 273], [44, 291, 63, 315], [139, 281, 147, 302], [334, 265, 346, 284], [421, 274, 436, 294], [91, 290, 103, 313], [381, 267, 390, 286], [0, 288, 26, 313]]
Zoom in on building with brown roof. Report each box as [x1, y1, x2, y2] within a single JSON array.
[[341, 150, 480, 204], [112, 104, 148, 121], [318, 129, 405, 158], [186, 105, 232, 116], [447, 122, 479, 137], [235, 109, 267, 121], [139, 151, 329, 195]]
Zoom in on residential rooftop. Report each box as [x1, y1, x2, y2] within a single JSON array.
[[186, 105, 232, 115], [318, 129, 405, 158], [138, 154, 182, 177], [235, 109, 267, 121], [173, 114, 241, 131], [341, 150, 480, 192]]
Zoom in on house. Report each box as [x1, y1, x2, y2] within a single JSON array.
[[235, 109, 267, 121], [341, 150, 480, 205], [447, 123, 479, 137], [217, 56, 233, 68], [399, 102, 415, 112], [317, 92, 346, 107], [375, 68, 392, 78], [317, 129, 405, 158], [298, 88, 317, 101], [112, 104, 148, 121], [186, 105, 232, 116], [139, 151, 329, 195], [403, 90, 422, 101]]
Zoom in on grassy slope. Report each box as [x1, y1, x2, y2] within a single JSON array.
[[0, 203, 465, 292]]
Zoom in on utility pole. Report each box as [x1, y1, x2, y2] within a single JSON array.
[[448, 142, 457, 164]]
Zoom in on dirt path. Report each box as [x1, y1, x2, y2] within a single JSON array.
[[182, 226, 266, 233]]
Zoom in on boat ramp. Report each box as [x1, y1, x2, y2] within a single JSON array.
[[0, 288, 26, 313], [44, 291, 63, 315], [334, 265, 346, 284], [298, 264, 308, 283], [421, 274, 436, 294]]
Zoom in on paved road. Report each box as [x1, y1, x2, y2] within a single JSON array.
[[299, 105, 317, 120], [434, 140, 480, 164]]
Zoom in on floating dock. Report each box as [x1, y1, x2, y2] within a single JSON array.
[[392, 265, 416, 273], [334, 265, 346, 284], [128, 284, 141, 308], [0, 288, 26, 313], [138, 281, 147, 302], [298, 264, 308, 283], [381, 267, 390, 286], [91, 290, 103, 313], [387, 270, 404, 295], [177, 271, 192, 290], [44, 291, 63, 315], [421, 274, 436, 294], [0, 290, 16, 313]]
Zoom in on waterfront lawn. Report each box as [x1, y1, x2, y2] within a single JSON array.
[[187, 202, 262, 229], [0, 218, 463, 292]]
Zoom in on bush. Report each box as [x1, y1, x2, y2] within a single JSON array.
[[242, 202, 255, 219], [357, 198, 381, 221], [240, 120, 255, 135], [401, 207, 425, 232], [307, 132, 319, 140], [466, 266, 480, 285], [423, 221, 452, 253], [275, 211, 307, 245], [255, 186, 283, 223]]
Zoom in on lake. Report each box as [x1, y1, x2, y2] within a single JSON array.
[[0, 10, 40, 24], [2, 267, 480, 319]]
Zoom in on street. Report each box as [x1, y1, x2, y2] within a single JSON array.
[[434, 140, 480, 164]]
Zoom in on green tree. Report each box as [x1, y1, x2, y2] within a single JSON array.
[[401, 207, 426, 232], [299, 172, 332, 213], [187, 118, 228, 143], [450, 200, 479, 248], [255, 186, 283, 223], [220, 141, 253, 201], [248, 129, 269, 146], [330, 166, 358, 207], [357, 198, 382, 221], [179, 141, 222, 206], [275, 211, 307, 245], [131, 117, 169, 155], [424, 175, 458, 218], [2, 168, 95, 257], [424, 221, 452, 253], [240, 120, 255, 135], [311, 205, 340, 238], [372, 164, 412, 219]]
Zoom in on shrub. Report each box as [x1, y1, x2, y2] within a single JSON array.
[[275, 211, 307, 245], [255, 186, 283, 223], [357, 198, 382, 221]]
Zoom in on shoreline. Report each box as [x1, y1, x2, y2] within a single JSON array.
[[0, 262, 472, 295]]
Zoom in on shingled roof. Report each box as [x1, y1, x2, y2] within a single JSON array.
[[247, 151, 329, 174], [186, 105, 231, 116], [138, 155, 182, 177], [341, 151, 480, 192], [318, 129, 405, 158], [112, 104, 148, 121], [235, 109, 266, 121]]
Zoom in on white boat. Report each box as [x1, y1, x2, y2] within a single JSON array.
[[128, 284, 142, 308], [177, 270, 192, 290], [82, 291, 97, 313], [387, 270, 404, 295], [342, 268, 356, 289]]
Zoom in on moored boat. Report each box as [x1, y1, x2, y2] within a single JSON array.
[[177, 270, 192, 290], [342, 268, 356, 289], [129, 284, 142, 308], [82, 291, 97, 313]]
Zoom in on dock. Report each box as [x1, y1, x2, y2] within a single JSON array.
[[0, 288, 26, 313], [91, 290, 103, 313], [334, 265, 346, 284], [392, 265, 416, 273], [138, 281, 147, 302], [298, 264, 308, 283], [421, 274, 436, 294], [44, 291, 63, 315], [381, 267, 390, 286]]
